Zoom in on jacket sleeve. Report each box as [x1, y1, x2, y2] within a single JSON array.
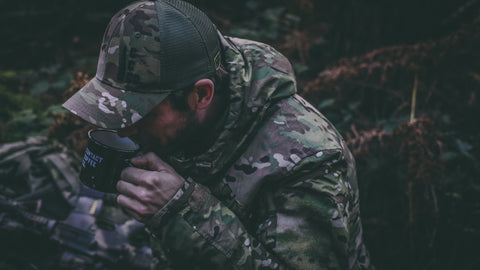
[[145, 149, 370, 270], [145, 179, 287, 269]]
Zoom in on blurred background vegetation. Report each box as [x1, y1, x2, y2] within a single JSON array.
[[0, 0, 479, 269]]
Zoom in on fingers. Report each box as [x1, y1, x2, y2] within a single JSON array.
[[124, 208, 148, 223], [120, 167, 173, 192], [117, 193, 155, 223], [116, 180, 156, 223], [116, 180, 146, 202], [115, 153, 186, 222], [130, 152, 173, 172], [120, 167, 150, 186]]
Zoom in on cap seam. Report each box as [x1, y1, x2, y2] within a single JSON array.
[[153, 0, 162, 88]]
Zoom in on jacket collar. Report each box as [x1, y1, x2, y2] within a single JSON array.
[[167, 34, 296, 182]]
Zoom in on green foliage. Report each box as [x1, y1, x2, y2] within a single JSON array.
[[0, 67, 73, 142], [3, 105, 68, 141], [228, 6, 286, 41], [0, 85, 43, 121]]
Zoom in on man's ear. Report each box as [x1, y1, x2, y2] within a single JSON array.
[[190, 79, 214, 110]]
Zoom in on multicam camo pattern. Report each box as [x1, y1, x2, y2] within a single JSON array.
[[0, 137, 81, 204], [0, 137, 161, 269], [145, 36, 373, 269], [96, 1, 161, 92], [63, 1, 170, 129], [63, 0, 221, 129], [63, 77, 168, 129]]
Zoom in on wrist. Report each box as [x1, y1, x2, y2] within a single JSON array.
[[146, 178, 196, 230]]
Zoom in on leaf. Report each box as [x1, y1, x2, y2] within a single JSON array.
[[0, 71, 16, 79], [441, 114, 451, 124], [245, 0, 259, 10], [445, 192, 462, 199], [31, 81, 50, 95], [50, 72, 73, 92], [40, 64, 61, 75], [456, 139, 472, 153], [441, 152, 458, 161], [45, 104, 68, 115], [6, 109, 51, 140], [263, 7, 285, 24], [343, 113, 352, 123], [348, 101, 361, 110], [317, 98, 335, 109], [293, 63, 309, 74]]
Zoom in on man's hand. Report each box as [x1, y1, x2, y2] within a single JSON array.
[[116, 152, 185, 223]]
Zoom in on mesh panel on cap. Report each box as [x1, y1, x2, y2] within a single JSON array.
[[158, 0, 220, 89], [166, 0, 219, 65], [160, 4, 206, 87]]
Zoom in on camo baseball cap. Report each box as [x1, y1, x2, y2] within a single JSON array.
[[63, 0, 222, 129]]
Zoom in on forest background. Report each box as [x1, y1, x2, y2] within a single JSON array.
[[0, 0, 479, 269]]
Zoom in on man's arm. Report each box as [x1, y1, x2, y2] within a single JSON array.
[[116, 152, 284, 268], [116, 152, 369, 269]]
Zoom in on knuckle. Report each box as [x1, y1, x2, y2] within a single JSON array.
[[145, 152, 156, 160], [138, 188, 148, 199], [137, 189, 151, 203], [137, 171, 151, 185], [143, 172, 161, 187]]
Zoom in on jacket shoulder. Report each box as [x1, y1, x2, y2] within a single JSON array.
[[224, 95, 351, 204], [227, 36, 294, 76], [254, 94, 346, 163]]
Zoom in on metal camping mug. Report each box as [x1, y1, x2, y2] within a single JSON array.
[[79, 129, 140, 193]]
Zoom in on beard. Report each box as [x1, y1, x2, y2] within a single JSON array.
[[139, 109, 204, 158]]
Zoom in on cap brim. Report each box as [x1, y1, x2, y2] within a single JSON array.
[[63, 77, 170, 129]]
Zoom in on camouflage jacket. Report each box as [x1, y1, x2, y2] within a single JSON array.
[[144, 35, 373, 270]]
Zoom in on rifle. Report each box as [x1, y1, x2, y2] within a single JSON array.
[[0, 198, 156, 269]]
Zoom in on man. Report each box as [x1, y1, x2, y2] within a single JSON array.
[[63, 0, 372, 269]]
